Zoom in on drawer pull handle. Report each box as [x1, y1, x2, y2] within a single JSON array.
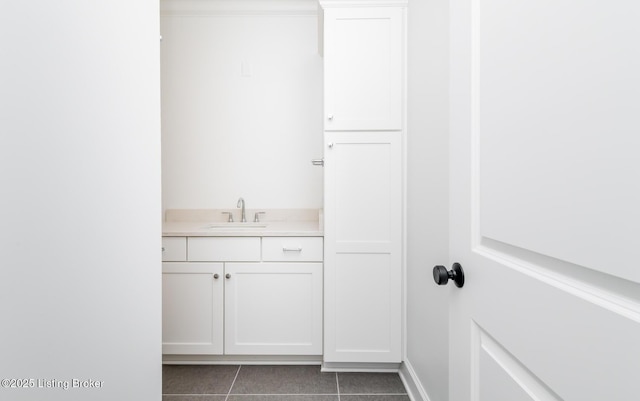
[[283, 247, 303, 252], [214, 274, 219, 279]]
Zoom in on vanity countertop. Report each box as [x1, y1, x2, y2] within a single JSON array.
[[162, 209, 323, 237]]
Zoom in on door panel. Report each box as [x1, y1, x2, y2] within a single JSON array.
[[334, 253, 393, 353], [476, 0, 640, 282], [334, 139, 392, 244], [450, 0, 640, 399], [475, 324, 560, 401], [464, 263, 640, 400]]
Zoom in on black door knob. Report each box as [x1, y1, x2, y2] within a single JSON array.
[[433, 263, 465, 288]]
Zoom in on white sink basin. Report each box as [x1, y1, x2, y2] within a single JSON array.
[[201, 222, 267, 230]]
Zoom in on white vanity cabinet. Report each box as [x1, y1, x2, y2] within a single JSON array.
[[162, 236, 323, 357]]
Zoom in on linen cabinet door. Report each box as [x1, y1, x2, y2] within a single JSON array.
[[323, 6, 403, 131], [162, 263, 224, 355], [224, 263, 323, 355], [323, 132, 402, 363]]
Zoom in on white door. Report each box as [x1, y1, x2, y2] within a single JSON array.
[[448, 1, 640, 400]]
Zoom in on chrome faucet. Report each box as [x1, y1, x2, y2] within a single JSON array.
[[237, 197, 246, 222]]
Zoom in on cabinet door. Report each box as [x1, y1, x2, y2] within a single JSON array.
[[323, 7, 403, 131], [323, 132, 402, 363], [162, 263, 224, 355], [224, 263, 323, 355]]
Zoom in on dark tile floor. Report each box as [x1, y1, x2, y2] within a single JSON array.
[[163, 365, 410, 401]]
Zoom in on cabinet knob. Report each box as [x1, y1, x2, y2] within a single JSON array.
[[226, 273, 231, 279], [214, 274, 219, 279], [327, 114, 334, 121], [328, 142, 334, 149]]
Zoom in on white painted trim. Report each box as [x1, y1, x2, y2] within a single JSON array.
[[476, 242, 640, 323], [399, 360, 432, 401], [163, 354, 323, 364], [321, 361, 401, 372], [319, 0, 408, 8], [400, 3, 408, 365], [161, 0, 318, 16]]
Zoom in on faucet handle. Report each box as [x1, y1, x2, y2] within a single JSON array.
[[222, 211, 234, 222], [254, 212, 265, 223]]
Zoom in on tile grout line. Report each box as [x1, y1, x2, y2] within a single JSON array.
[[224, 365, 242, 401], [164, 393, 408, 397], [336, 372, 341, 401], [204, 394, 343, 396], [347, 393, 410, 395], [336, 393, 410, 396]]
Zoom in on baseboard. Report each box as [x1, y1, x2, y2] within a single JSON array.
[[399, 360, 431, 401], [321, 361, 401, 373], [163, 354, 323, 365]]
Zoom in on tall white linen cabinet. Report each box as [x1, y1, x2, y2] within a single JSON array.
[[320, 0, 405, 366]]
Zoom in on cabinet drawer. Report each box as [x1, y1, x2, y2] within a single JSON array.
[[262, 237, 323, 262], [162, 237, 187, 262], [188, 237, 261, 262]]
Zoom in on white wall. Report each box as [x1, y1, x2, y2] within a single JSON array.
[[0, 1, 161, 400], [161, 8, 323, 211], [405, 0, 450, 400]]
